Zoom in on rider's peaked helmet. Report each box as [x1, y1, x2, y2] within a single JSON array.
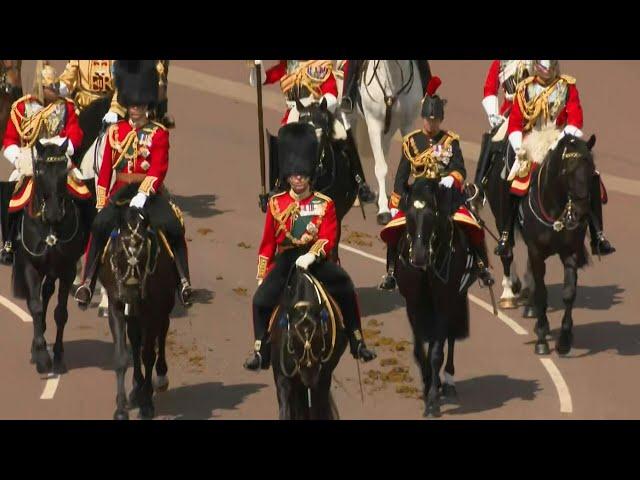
[[421, 76, 446, 121], [533, 60, 560, 81]]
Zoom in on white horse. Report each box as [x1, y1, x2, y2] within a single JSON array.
[[73, 133, 110, 317], [341, 60, 423, 225]]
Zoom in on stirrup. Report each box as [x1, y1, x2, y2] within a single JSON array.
[[179, 278, 193, 306], [494, 231, 511, 256], [341, 96, 354, 113], [74, 283, 93, 309]]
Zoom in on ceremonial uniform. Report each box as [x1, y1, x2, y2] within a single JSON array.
[[492, 60, 613, 256], [1, 63, 85, 263], [379, 76, 493, 290], [244, 122, 375, 371], [75, 60, 192, 308], [252, 60, 339, 125], [58, 60, 125, 116]]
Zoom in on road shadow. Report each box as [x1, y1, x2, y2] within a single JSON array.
[[154, 381, 268, 419], [550, 321, 640, 358], [170, 288, 215, 319], [63, 339, 114, 371], [544, 284, 624, 312], [444, 375, 541, 416], [356, 286, 405, 317], [171, 194, 226, 218]]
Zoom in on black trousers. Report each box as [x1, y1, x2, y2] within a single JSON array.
[[252, 249, 360, 342]]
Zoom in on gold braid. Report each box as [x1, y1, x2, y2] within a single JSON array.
[[108, 126, 138, 170], [516, 77, 564, 131], [9, 101, 60, 148], [403, 134, 455, 180], [280, 61, 332, 99]]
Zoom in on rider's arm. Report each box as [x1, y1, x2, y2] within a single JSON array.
[[446, 140, 466, 190], [319, 71, 338, 112], [57, 60, 79, 96], [60, 100, 83, 157], [2, 100, 24, 150], [257, 201, 277, 280], [390, 152, 411, 209], [309, 199, 337, 258], [96, 129, 115, 209], [482, 60, 500, 118], [507, 94, 524, 151], [138, 128, 169, 196]]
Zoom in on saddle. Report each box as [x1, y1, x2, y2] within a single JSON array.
[[8, 173, 92, 214]]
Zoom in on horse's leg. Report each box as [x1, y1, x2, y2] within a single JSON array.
[[521, 255, 536, 316], [153, 314, 170, 393], [26, 265, 52, 374], [108, 302, 129, 420], [528, 250, 550, 355], [424, 339, 445, 418], [556, 254, 578, 356], [126, 319, 144, 409], [52, 268, 75, 374], [98, 284, 109, 318], [405, 305, 430, 405], [498, 253, 521, 309], [138, 329, 157, 419], [441, 336, 458, 401], [275, 371, 292, 420], [365, 119, 392, 224]]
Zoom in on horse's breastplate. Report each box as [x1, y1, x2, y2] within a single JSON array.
[[526, 80, 568, 130], [499, 60, 532, 100]]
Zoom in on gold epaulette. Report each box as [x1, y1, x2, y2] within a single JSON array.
[[560, 74, 576, 85], [268, 191, 288, 216], [11, 94, 35, 110], [445, 131, 460, 142], [313, 191, 333, 203], [150, 120, 168, 131], [402, 129, 422, 143]]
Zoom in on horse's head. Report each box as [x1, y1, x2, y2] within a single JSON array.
[[548, 133, 597, 228], [33, 139, 71, 224], [109, 205, 154, 312], [296, 97, 333, 143], [405, 178, 444, 270], [281, 269, 331, 389]]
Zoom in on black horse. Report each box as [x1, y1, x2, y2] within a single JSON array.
[[12, 141, 90, 374], [72, 94, 113, 171], [521, 134, 596, 356], [270, 267, 348, 420], [267, 98, 362, 260], [98, 188, 177, 420], [394, 178, 474, 417]]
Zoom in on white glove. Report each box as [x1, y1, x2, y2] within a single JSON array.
[[390, 208, 399, 218], [102, 111, 119, 124], [129, 192, 148, 209], [563, 125, 583, 138], [439, 175, 455, 189], [58, 82, 70, 97], [488, 114, 505, 129], [508, 130, 523, 152], [482, 95, 499, 120], [257, 278, 264, 286], [507, 156, 526, 182], [3, 144, 20, 166], [295, 252, 316, 270]]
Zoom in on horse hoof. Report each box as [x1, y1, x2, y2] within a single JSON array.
[[556, 332, 573, 356], [98, 307, 108, 318], [378, 275, 397, 291], [523, 306, 537, 318], [113, 410, 129, 421], [153, 375, 170, 393], [518, 288, 532, 304], [359, 185, 377, 204], [499, 298, 518, 310], [535, 342, 550, 356], [377, 212, 392, 225], [52, 360, 68, 375], [139, 405, 155, 420], [512, 278, 522, 296], [441, 384, 459, 403], [35, 350, 52, 374], [423, 403, 442, 418]]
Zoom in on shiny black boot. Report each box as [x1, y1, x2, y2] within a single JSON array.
[[588, 174, 615, 256], [472, 242, 495, 287], [74, 237, 103, 310], [171, 237, 193, 306], [379, 243, 398, 291], [340, 60, 361, 113]]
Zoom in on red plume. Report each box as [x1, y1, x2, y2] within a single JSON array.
[[426, 76, 442, 96]]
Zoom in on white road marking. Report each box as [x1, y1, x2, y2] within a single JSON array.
[[40, 374, 60, 400], [0, 295, 32, 323], [539, 358, 574, 413]]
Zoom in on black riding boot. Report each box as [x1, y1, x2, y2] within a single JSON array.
[[495, 196, 518, 257], [344, 129, 375, 203], [340, 60, 362, 113], [171, 237, 193, 306], [244, 304, 273, 371], [74, 235, 104, 309], [334, 291, 376, 362], [0, 181, 16, 265], [475, 133, 495, 195], [472, 240, 495, 287], [379, 243, 398, 291], [588, 174, 615, 256]]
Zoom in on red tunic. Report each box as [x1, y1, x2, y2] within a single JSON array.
[[483, 60, 513, 115], [96, 119, 169, 209], [257, 190, 337, 279], [3, 96, 83, 150]]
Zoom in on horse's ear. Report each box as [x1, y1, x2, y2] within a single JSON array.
[[320, 96, 327, 110], [587, 134, 596, 151], [34, 140, 45, 157], [295, 98, 305, 112], [60, 138, 69, 156]]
